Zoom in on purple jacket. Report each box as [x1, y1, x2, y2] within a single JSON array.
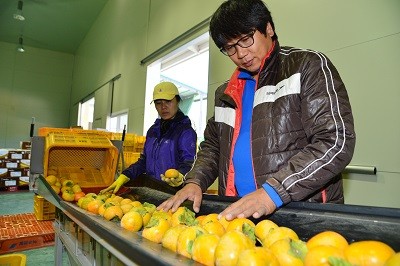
[[122, 110, 197, 181]]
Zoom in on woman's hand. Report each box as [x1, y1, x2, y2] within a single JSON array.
[[218, 188, 277, 221], [157, 183, 203, 213]]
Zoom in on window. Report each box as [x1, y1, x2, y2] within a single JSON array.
[[108, 111, 128, 133], [78, 97, 94, 130]]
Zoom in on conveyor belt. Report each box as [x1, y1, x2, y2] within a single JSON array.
[[38, 175, 400, 266]]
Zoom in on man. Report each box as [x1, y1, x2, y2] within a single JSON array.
[[159, 0, 355, 221]]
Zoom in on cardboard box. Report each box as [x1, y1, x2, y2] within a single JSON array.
[[7, 150, 30, 160], [0, 159, 19, 169], [20, 141, 32, 150], [0, 168, 29, 178], [0, 177, 19, 187]]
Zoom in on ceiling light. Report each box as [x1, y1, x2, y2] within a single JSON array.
[[17, 36, 25, 53], [13, 1, 25, 21]]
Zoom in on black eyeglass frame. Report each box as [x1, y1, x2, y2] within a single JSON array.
[[219, 30, 256, 56]]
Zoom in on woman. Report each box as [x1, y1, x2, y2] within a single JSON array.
[[101, 81, 197, 194]]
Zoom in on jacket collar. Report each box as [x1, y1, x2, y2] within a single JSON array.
[[221, 40, 279, 108]]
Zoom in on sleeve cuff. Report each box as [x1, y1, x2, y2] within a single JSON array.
[[262, 183, 284, 208]]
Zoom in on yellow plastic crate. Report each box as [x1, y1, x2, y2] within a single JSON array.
[[42, 131, 119, 191], [0, 254, 26, 266], [118, 152, 141, 172], [38, 127, 112, 139], [111, 133, 146, 153], [34, 195, 56, 220]]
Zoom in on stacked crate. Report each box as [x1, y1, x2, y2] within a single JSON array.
[[0, 147, 31, 192], [112, 133, 145, 172], [34, 194, 56, 220]]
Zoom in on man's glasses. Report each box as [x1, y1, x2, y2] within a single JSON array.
[[220, 31, 256, 56]]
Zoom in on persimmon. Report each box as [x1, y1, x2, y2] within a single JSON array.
[[142, 217, 171, 243], [254, 219, 279, 242], [385, 252, 400, 266], [344, 240, 395, 266], [51, 185, 61, 195], [195, 215, 206, 225], [130, 201, 143, 208], [151, 209, 172, 224], [262, 226, 299, 248], [171, 206, 196, 227], [62, 189, 75, 202], [218, 216, 231, 229], [142, 202, 156, 214], [130, 206, 151, 226], [74, 191, 86, 202], [120, 198, 132, 205], [120, 203, 134, 214], [237, 247, 280, 266], [226, 217, 256, 243], [192, 233, 220, 266], [161, 224, 188, 252], [87, 199, 103, 214], [176, 225, 207, 258], [98, 202, 115, 216], [120, 211, 143, 232], [202, 220, 225, 237], [80, 197, 95, 210], [85, 193, 98, 200], [71, 184, 82, 193], [201, 213, 219, 226], [307, 230, 349, 251], [304, 245, 345, 266], [62, 179, 74, 187], [269, 238, 307, 266], [103, 205, 123, 221], [105, 195, 123, 204], [214, 230, 255, 266], [165, 168, 180, 178], [45, 175, 58, 185]]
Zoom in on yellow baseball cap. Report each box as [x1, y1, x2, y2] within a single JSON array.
[[153, 82, 179, 101]]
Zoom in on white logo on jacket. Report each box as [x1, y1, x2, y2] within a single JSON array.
[[215, 73, 301, 127]]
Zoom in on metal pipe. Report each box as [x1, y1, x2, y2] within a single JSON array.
[[344, 165, 377, 175]]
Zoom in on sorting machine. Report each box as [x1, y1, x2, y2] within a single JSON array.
[[30, 129, 400, 265]]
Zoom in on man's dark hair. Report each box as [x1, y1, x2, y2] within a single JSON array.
[[210, 0, 277, 49]]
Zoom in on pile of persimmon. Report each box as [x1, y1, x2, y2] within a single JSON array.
[[45, 174, 85, 202], [74, 194, 399, 266]]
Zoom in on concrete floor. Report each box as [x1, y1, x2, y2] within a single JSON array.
[[0, 191, 69, 266]]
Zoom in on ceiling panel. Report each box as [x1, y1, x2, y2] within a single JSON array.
[[0, 0, 108, 54]]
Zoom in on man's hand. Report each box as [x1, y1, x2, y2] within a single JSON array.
[[160, 169, 184, 187], [218, 188, 277, 221], [99, 174, 130, 194], [157, 183, 203, 213]]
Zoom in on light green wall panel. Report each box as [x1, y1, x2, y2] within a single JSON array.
[[71, 0, 150, 134], [0, 42, 74, 148], [146, 0, 222, 55], [343, 172, 400, 208]]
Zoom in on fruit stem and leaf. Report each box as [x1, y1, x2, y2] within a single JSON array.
[[143, 202, 156, 213], [242, 223, 256, 243], [289, 239, 308, 261], [328, 256, 353, 266], [178, 207, 197, 226], [145, 217, 160, 228], [187, 229, 205, 255]]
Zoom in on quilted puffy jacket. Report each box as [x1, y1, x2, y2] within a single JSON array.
[[122, 110, 197, 181], [185, 41, 356, 204]]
